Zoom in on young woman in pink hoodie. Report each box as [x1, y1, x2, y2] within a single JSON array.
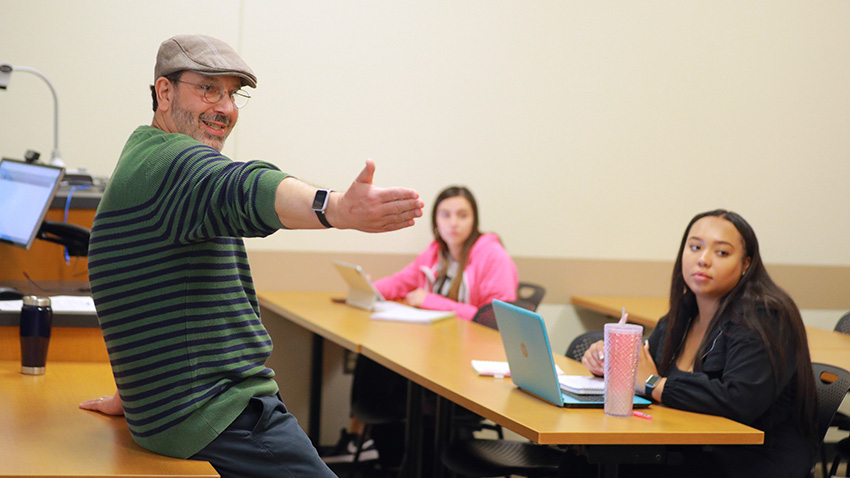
[[323, 187, 519, 470], [374, 185, 519, 319]]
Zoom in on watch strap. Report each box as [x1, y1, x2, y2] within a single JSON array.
[[312, 189, 334, 228], [645, 374, 660, 397], [315, 210, 333, 228]]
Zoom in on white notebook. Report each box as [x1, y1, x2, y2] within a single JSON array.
[[558, 375, 605, 395], [471, 360, 565, 378], [370, 302, 454, 324]]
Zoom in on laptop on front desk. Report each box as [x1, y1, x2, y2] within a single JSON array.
[[492, 300, 651, 409]]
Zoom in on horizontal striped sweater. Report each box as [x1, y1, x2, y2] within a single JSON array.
[[88, 126, 287, 458]]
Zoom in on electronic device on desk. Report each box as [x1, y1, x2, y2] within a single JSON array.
[[0, 286, 24, 300], [62, 170, 94, 186], [332, 260, 387, 310], [0, 158, 90, 256], [492, 300, 651, 409]]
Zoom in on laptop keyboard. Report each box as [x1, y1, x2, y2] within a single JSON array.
[[561, 388, 604, 402]]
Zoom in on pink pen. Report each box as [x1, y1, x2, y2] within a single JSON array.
[[633, 411, 653, 420]]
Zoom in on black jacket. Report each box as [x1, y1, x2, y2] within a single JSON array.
[[649, 307, 811, 478]]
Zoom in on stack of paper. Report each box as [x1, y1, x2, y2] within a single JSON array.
[[369, 302, 454, 324], [471, 360, 565, 378], [558, 375, 605, 395], [0, 295, 96, 314], [471, 360, 511, 377]]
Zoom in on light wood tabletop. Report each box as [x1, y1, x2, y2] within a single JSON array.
[[571, 295, 850, 370], [0, 360, 218, 478], [258, 291, 763, 446], [570, 295, 668, 327], [360, 317, 762, 446]]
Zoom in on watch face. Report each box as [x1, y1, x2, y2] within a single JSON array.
[[312, 190, 329, 210], [646, 375, 660, 387]]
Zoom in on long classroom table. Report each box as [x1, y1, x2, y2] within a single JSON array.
[[0, 308, 218, 478], [571, 295, 850, 369], [259, 291, 764, 478], [0, 360, 218, 478]]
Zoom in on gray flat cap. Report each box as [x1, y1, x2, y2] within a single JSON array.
[[155, 34, 257, 88]]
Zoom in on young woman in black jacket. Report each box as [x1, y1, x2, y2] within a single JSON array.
[[577, 209, 817, 478]]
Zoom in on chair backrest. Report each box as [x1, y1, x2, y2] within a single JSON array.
[[473, 282, 548, 330], [564, 330, 605, 361], [834, 312, 850, 335], [514, 282, 546, 312], [472, 303, 498, 330], [813, 363, 850, 450]]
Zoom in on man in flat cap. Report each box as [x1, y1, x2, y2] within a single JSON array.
[[80, 34, 423, 477]]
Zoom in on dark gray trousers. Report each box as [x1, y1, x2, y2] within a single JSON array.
[[191, 394, 336, 478]]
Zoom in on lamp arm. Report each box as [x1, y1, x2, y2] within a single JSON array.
[[9, 65, 62, 166]]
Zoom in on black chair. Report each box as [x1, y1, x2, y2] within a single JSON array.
[[439, 331, 605, 478], [835, 311, 850, 334], [345, 355, 409, 474], [350, 283, 548, 475], [472, 282, 546, 330], [454, 282, 548, 454], [564, 330, 604, 362], [514, 282, 547, 312], [823, 312, 850, 476], [808, 362, 850, 478]]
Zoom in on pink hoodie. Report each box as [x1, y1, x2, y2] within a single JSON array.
[[374, 233, 518, 320]]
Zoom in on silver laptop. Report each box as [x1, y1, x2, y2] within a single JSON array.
[[332, 261, 386, 310], [492, 300, 650, 409]]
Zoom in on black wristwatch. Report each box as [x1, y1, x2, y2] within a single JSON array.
[[645, 374, 661, 397], [311, 189, 333, 228]]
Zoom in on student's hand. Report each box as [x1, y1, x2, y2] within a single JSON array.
[[79, 390, 124, 416], [404, 288, 428, 307], [635, 340, 660, 394], [581, 340, 606, 377], [328, 159, 424, 232]]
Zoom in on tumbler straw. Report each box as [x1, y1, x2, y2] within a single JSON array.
[[618, 306, 628, 325]]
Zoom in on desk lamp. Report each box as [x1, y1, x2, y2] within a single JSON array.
[[0, 63, 64, 167]]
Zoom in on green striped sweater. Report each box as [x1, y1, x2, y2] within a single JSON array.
[[88, 126, 288, 458]]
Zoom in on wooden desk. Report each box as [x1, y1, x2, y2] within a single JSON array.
[[571, 295, 850, 369], [571, 295, 667, 328], [258, 291, 763, 477], [358, 317, 761, 446], [0, 360, 218, 478]]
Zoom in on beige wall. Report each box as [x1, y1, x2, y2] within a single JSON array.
[[1, 1, 849, 269]]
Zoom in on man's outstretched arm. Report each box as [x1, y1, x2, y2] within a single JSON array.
[[274, 159, 424, 232]]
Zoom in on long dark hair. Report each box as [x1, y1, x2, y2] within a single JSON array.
[[660, 209, 816, 447], [431, 186, 482, 301]]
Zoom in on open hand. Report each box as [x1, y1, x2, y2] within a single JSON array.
[[79, 390, 124, 416], [332, 159, 424, 232]]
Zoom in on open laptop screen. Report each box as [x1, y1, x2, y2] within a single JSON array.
[[0, 159, 64, 249]]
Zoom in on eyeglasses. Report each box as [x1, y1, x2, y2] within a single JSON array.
[[174, 80, 251, 109]]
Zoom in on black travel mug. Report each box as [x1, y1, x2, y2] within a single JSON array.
[[20, 296, 53, 375]]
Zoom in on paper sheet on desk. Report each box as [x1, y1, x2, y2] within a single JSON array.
[[0, 295, 97, 314], [471, 360, 565, 378], [370, 302, 454, 323], [558, 375, 605, 394]]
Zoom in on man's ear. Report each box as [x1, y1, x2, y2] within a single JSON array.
[[154, 77, 174, 113]]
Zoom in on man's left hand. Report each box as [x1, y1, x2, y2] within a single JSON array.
[[329, 159, 424, 232]]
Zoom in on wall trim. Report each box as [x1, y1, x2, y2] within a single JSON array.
[[247, 250, 849, 310]]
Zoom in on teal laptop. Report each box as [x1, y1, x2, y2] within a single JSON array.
[[492, 300, 651, 409]]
